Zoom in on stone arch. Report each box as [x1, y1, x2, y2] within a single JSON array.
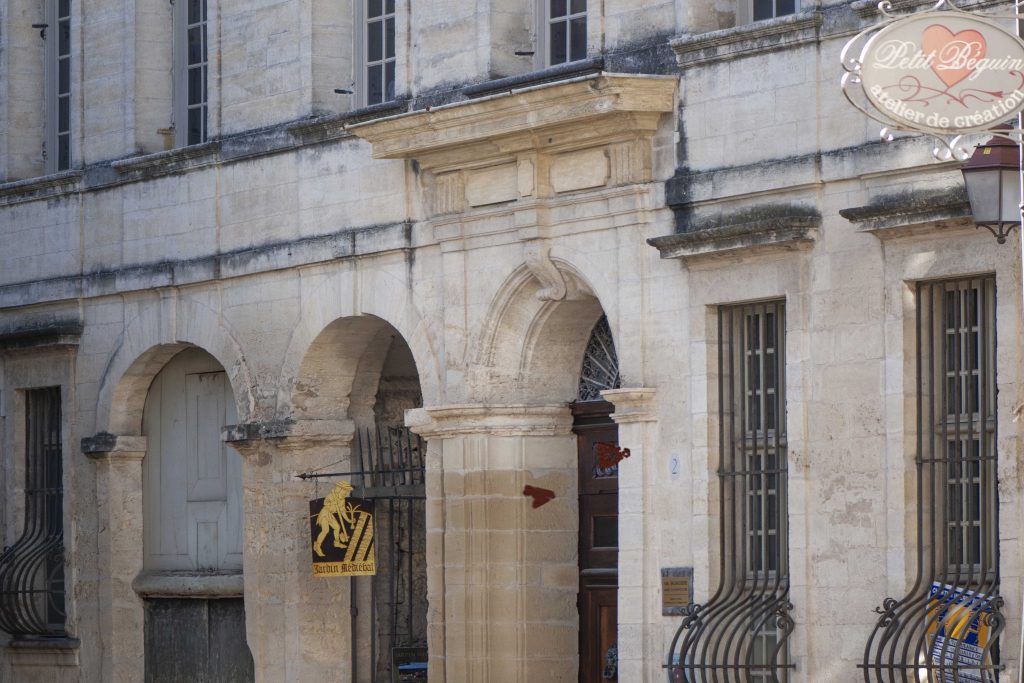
[[471, 255, 620, 404], [95, 296, 256, 437], [277, 265, 441, 419]]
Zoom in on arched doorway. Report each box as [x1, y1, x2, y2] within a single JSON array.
[[572, 314, 621, 683], [140, 347, 254, 682]]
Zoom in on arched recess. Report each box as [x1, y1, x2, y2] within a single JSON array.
[[290, 312, 429, 683], [276, 266, 441, 421], [94, 297, 255, 437]]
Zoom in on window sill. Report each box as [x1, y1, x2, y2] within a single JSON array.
[[133, 570, 243, 598], [110, 141, 221, 178], [0, 169, 83, 205], [670, 11, 823, 68], [5, 636, 80, 667], [285, 99, 408, 144]]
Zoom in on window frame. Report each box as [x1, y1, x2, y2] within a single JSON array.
[[43, 0, 72, 173], [172, 0, 209, 147], [355, 0, 397, 107], [537, 0, 588, 68], [736, 0, 800, 26]]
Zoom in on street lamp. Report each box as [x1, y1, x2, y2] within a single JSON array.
[[961, 133, 1022, 244]]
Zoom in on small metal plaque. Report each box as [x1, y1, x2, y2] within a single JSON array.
[[661, 567, 694, 616]]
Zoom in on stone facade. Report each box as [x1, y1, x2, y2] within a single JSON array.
[[0, 0, 1022, 681]]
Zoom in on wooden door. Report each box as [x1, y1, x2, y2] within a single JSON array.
[[573, 401, 618, 683]]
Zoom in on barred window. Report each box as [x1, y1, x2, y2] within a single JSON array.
[[862, 276, 1002, 683], [0, 387, 66, 637], [668, 301, 793, 682]]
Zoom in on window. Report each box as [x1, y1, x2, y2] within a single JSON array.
[[738, 0, 797, 24], [359, 0, 396, 106], [44, 0, 72, 172], [173, 0, 208, 146], [668, 301, 793, 682], [862, 276, 1001, 682], [0, 387, 66, 637], [544, 0, 586, 66]]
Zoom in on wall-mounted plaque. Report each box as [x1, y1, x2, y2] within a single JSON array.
[[310, 481, 376, 577], [661, 567, 694, 616]]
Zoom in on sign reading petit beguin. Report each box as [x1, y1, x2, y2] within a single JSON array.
[[859, 13, 1024, 134]]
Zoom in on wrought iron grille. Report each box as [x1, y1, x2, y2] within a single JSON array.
[[668, 301, 793, 682], [0, 387, 66, 637], [578, 315, 621, 402], [862, 277, 1003, 683], [349, 426, 428, 682]]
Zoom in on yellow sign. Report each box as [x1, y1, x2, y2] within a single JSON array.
[[309, 481, 376, 577]]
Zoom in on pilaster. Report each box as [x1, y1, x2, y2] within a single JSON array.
[[602, 387, 659, 683], [407, 404, 577, 683]]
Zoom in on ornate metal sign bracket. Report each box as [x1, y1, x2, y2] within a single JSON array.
[[841, 0, 1024, 160]]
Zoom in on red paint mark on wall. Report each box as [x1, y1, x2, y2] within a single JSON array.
[[523, 485, 556, 509]]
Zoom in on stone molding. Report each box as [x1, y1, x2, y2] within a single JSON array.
[[222, 418, 355, 451], [0, 320, 82, 352], [132, 570, 244, 598], [523, 241, 567, 301], [405, 404, 572, 438], [602, 388, 658, 424], [348, 74, 675, 168], [670, 11, 823, 68], [82, 433, 147, 460], [0, 169, 83, 206]]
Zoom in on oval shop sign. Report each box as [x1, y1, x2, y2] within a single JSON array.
[[859, 13, 1024, 134]]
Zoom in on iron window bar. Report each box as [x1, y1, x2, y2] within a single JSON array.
[[861, 277, 1003, 683], [668, 302, 794, 682], [0, 387, 66, 638]]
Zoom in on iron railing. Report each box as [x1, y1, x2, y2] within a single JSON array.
[[668, 302, 793, 682], [0, 387, 66, 637], [862, 277, 1003, 682]]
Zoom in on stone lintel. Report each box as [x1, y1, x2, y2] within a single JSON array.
[[405, 404, 572, 438], [648, 215, 819, 261], [132, 570, 243, 598], [82, 433, 147, 460], [349, 74, 675, 167], [222, 418, 355, 450], [601, 388, 658, 424], [0, 319, 82, 352]]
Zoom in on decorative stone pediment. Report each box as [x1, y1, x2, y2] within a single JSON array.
[[349, 74, 676, 220]]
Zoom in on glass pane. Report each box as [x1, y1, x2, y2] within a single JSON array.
[[58, 96, 69, 132], [386, 0, 394, 13], [59, 21, 71, 55], [753, 0, 773, 21], [385, 61, 395, 101], [385, 17, 395, 59], [368, 19, 383, 62], [188, 27, 204, 64], [592, 516, 617, 548], [571, 0, 586, 12], [188, 67, 204, 105], [551, 0, 567, 17], [58, 59, 70, 91], [776, 0, 795, 16], [549, 21, 567, 65], [59, 0, 70, 18], [188, 106, 204, 145], [58, 134, 70, 170], [570, 17, 586, 61], [367, 64, 383, 105], [368, 0, 382, 18], [188, 0, 203, 25]]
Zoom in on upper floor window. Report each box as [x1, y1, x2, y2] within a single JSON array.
[[173, 0, 208, 146], [360, 0, 396, 106], [747, 0, 797, 22], [44, 0, 72, 172], [545, 0, 586, 66]]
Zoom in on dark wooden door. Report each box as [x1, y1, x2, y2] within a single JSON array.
[[572, 401, 618, 683], [144, 598, 255, 683]]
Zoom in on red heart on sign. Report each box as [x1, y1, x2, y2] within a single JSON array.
[[922, 24, 987, 88]]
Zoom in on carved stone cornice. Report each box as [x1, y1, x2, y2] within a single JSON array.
[[670, 12, 823, 68], [82, 433, 147, 461], [405, 404, 572, 438], [601, 388, 658, 424], [348, 74, 676, 170]]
